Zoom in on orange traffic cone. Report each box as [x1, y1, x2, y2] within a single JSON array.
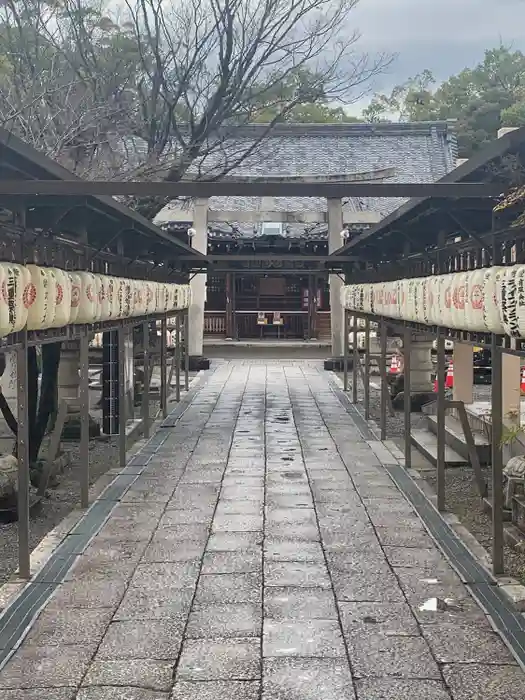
[[445, 360, 454, 389], [389, 354, 400, 375], [520, 367, 525, 395]]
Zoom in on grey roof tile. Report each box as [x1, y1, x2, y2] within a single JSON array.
[[155, 122, 457, 238]]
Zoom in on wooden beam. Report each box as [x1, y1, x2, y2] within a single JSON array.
[[0, 180, 504, 198], [180, 254, 358, 262], [155, 207, 381, 226], [209, 210, 381, 224], [207, 268, 330, 275]]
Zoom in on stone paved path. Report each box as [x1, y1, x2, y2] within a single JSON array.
[[1, 361, 525, 699]]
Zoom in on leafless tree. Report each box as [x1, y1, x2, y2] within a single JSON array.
[[123, 0, 390, 179], [0, 0, 391, 214], [0, 0, 141, 177]]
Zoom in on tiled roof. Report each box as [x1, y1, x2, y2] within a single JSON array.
[[155, 121, 457, 238]]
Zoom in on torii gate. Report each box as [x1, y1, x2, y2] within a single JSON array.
[[152, 168, 394, 366]]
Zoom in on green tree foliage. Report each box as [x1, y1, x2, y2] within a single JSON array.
[[361, 46, 525, 158], [249, 69, 360, 123]]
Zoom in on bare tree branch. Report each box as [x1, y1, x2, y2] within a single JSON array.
[[0, 0, 392, 216]]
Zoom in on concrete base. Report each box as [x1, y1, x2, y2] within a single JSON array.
[[324, 353, 361, 372], [206, 341, 330, 361], [30, 452, 71, 489], [390, 372, 438, 397], [188, 355, 210, 371], [61, 414, 101, 441], [324, 357, 355, 372], [392, 390, 437, 412]]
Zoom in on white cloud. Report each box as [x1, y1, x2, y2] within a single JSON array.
[[347, 0, 525, 97]]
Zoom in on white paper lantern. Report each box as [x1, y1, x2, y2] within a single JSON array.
[[464, 269, 486, 332], [69, 272, 81, 324], [0, 263, 11, 337], [75, 271, 98, 323], [50, 267, 72, 328], [26, 265, 57, 330]]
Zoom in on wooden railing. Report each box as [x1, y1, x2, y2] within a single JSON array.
[[204, 312, 226, 335], [204, 309, 332, 339], [235, 310, 307, 339]]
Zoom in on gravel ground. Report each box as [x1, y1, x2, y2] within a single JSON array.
[[337, 371, 525, 585], [0, 433, 119, 585], [422, 466, 525, 584], [336, 370, 427, 437], [0, 368, 193, 587]]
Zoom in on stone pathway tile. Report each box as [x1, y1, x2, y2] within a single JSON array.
[[24, 608, 113, 646], [264, 587, 338, 620], [186, 603, 261, 638], [442, 663, 525, 699], [0, 644, 94, 689], [193, 572, 262, 605], [263, 619, 346, 658], [77, 689, 168, 700], [422, 621, 515, 664], [2, 691, 76, 700], [96, 619, 184, 661], [83, 659, 174, 691], [177, 638, 261, 681], [171, 680, 260, 700], [1, 361, 524, 698], [263, 658, 355, 700], [339, 601, 419, 637], [346, 632, 441, 679], [355, 679, 451, 699]]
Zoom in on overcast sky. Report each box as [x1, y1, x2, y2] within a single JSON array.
[[346, 0, 525, 113]]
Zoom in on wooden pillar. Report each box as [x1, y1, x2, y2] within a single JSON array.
[[502, 352, 521, 427], [232, 272, 237, 340], [188, 198, 209, 359], [225, 273, 234, 340], [436, 329, 446, 511], [308, 274, 317, 340], [328, 199, 344, 357], [453, 342, 474, 406]]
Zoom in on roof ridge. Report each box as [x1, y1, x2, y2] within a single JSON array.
[[222, 121, 454, 138]]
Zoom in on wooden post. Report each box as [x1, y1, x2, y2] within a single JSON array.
[[142, 321, 150, 439], [16, 329, 30, 579], [328, 199, 344, 357], [502, 352, 521, 427], [343, 310, 349, 392], [308, 274, 317, 339], [225, 273, 234, 339], [352, 317, 359, 404], [364, 318, 370, 420], [492, 342, 504, 575], [380, 322, 387, 440], [118, 326, 127, 468], [436, 329, 446, 511], [232, 272, 237, 340], [79, 331, 90, 509], [175, 314, 181, 403], [184, 311, 190, 392], [453, 342, 474, 406], [491, 227, 504, 575], [160, 316, 168, 418], [403, 326, 412, 469]]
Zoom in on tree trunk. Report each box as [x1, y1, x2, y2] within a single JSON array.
[[30, 342, 61, 463]]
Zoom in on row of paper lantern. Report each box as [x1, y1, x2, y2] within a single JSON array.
[[342, 265, 525, 337], [0, 263, 191, 339]]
